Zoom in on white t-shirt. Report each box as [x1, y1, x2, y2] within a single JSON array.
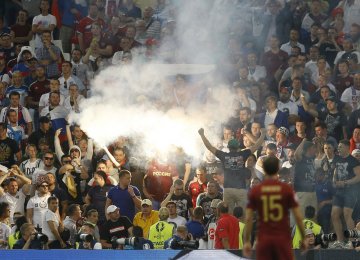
[[277, 101, 299, 116], [20, 159, 42, 179], [0, 190, 26, 224], [0, 106, 32, 124], [39, 93, 65, 110], [26, 193, 51, 229], [42, 209, 59, 241], [167, 215, 186, 228], [32, 14, 57, 48], [340, 86, 360, 112], [0, 222, 11, 249]]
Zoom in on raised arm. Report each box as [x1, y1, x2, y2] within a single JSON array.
[[248, 129, 266, 153], [198, 128, 217, 155]]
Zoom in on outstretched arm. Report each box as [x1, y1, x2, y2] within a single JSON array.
[[198, 128, 217, 155]]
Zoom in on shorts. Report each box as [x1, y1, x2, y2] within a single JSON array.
[[256, 236, 294, 260], [332, 188, 358, 209]]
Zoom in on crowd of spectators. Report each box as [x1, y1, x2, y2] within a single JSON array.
[[0, 0, 360, 252]]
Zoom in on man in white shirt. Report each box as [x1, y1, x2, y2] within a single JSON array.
[[166, 201, 186, 228], [341, 73, 360, 112], [31, 0, 57, 49], [0, 172, 31, 224], [39, 79, 65, 114], [280, 29, 305, 55], [58, 62, 85, 98]]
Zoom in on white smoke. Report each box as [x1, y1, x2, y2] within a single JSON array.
[[71, 1, 247, 160]]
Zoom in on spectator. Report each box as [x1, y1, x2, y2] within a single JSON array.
[[31, 0, 56, 49], [166, 200, 186, 228], [35, 31, 62, 78], [280, 29, 305, 55], [186, 206, 204, 240], [0, 122, 21, 167], [301, 0, 329, 33], [28, 116, 54, 151], [26, 177, 51, 229], [71, 49, 89, 90], [46, 172, 68, 221], [261, 95, 289, 129], [0, 33, 16, 63], [85, 170, 115, 225], [100, 205, 133, 249], [6, 71, 28, 107], [38, 79, 65, 113], [340, 72, 360, 112], [133, 199, 159, 239], [0, 201, 11, 249], [58, 61, 85, 98], [188, 165, 207, 207], [148, 207, 174, 249], [6, 109, 27, 149], [64, 83, 84, 113], [20, 144, 41, 179], [142, 7, 161, 40], [10, 9, 33, 46], [119, 0, 142, 19], [161, 179, 193, 221], [201, 198, 221, 249], [331, 139, 360, 249], [63, 203, 82, 248], [196, 180, 223, 223], [313, 121, 338, 148], [333, 59, 354, 96], [41, 196, 66, 248], [105, 169, 141, 221]]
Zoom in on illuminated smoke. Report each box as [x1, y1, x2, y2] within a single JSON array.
[[71, 1, 245, 159]]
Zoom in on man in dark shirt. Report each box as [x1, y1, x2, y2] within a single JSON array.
[[331, 139, 360, 248], [100, 205, 133, 249], [28, 116, 54, 151], [0, 122, 21, 167], [198, 127, 265, 214], [13, 223, 47, 249]]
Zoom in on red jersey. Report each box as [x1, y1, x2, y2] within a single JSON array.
[[247, 179, 298, 240], [215, 213, 239, 249], [144, 160, 178, 202], [188, 181, 207, 206]]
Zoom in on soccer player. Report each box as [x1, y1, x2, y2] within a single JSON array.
[[243, 156, 308, 259]]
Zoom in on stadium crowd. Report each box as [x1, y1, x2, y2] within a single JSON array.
[[0, 0, 360, 252]]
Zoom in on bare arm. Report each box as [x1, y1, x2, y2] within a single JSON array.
[[26, 208, 34, 224], [221, 237, 230, 249], [78, 33, 85, 53], [248, 129, 266, 153], [97, 45, 113, 57], [47, 220, 65, 247], [243, 208, 254, 258], [183, 163, 191, 186], [294, 138, 307, 162], [160, 186, 175, 208], [198, 128, 217, 155], [66, 125, 74, 148], [300, 95, 318, 118], [105, 198, 112, 220]]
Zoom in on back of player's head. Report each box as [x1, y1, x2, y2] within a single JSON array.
[[262, 156, 280, 176], [304, 206, 316, 219], [233, 206, 243, 219]]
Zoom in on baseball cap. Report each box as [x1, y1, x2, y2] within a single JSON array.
[[351, 149, 360, 156], [39, 116, 50, 123], [141, 199, 152, 207], [228, 139, 239, 149], [106, 205, 119, 214], [210, 199, 222, 208], [325, 96, 337, 103]]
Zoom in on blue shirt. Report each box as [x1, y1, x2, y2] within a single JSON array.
[[185, 220, 205, 240], [107, 185, 141, 221], [315, 179, 334, 203]]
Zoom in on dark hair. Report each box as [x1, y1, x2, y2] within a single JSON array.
[[339, 139, 350, 147], [71, 48, 82, 55], [193, 206, 204, 219], [173, 179, 184, 186], [132, 226, 144, 237], [305, 206, 316, 219], [49, 91, 60, 98], [61, 154, 71, 162], [15, 216, 28, 235], [118, 169, 131, 178], [67, 204, 80, 216], [62, 61, 72, 68], [263, 156, 280, 176], [18, 9, 29, 17], [47, 196, 58, 204], [0, 202, 9, 217], [9, 91, 20, 98], [94, 170, 107, 182], [86, 209, 98, 218], [7, 109, 17, 117], [314, 121, 327, 129], [233, 206, 244, 218]]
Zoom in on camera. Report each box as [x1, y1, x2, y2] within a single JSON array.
[[314, 233, 337, 248], [169, 239, 199, 249], [34, 233, 49, 244], [344, 229, 360, 239], [111, 237, 139, 248], [76, 234, 94, 243]]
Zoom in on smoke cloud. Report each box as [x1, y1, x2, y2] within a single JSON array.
[[71, 1, 246, 160]]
